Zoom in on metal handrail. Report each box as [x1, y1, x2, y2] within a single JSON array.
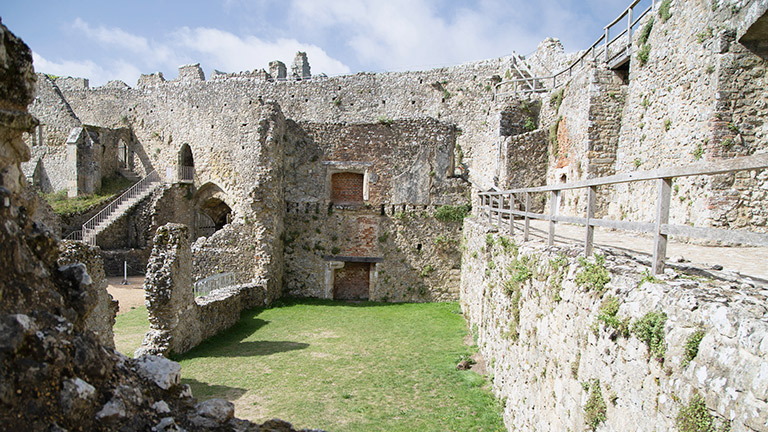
[[64, 230, 82, 241], [82, 170, 162, 245], [194, 272, 237, 297], [478, 153, 768, 275]]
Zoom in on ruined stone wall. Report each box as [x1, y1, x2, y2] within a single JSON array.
[[607, 0, 768, 230], [282, 118, 468, 301], [0, 21, 306, 431], [137, 224, 268, 357], [55, 55, 559, 192], [501, 128, 549, 190], [58, 241, 118, 348], [461, 218, 767, 432]]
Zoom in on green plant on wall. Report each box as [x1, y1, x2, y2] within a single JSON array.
[[659, 0, 673, 22], [549, 88, 564, 113], [503, 280, 523, 342], [584, 379, 607, 431], [632, 310, 667, 362], [434, 204, 471, 222], [575, 254, 611, 294], [676, 394, 730, 432], [638, 16, 654, 46], [682, 329, 705, 367], [549, 117, 562, 157], [637, 43, 651, 65], [595, 295, 630, 337], [549, 254, 569, 302]]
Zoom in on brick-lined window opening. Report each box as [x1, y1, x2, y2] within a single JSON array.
[[331, 172, 364, 204]]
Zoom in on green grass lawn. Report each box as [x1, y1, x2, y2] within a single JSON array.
[[114, 298, 504, 431]]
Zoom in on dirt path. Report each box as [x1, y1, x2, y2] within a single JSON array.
[[525, 220, 768, 283], [107, 276, 146, 314]]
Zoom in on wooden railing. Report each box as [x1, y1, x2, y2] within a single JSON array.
[[495, 0, 654, 97], [478, 154, 768, 274]]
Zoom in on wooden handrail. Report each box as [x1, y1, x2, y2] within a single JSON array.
[[478, 153, 768, 274]]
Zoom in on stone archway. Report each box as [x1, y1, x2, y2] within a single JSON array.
[[193, 182, 232, 238]]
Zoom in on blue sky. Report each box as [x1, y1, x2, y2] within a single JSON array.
[[3, 0, 647, 86]]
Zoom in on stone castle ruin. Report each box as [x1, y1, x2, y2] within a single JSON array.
[[3, 0, 768, 430]]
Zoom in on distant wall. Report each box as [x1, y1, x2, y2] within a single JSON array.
[[282, 118, 469, 301]]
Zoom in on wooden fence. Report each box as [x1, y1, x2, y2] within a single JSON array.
[[478, 154, 768, 274]]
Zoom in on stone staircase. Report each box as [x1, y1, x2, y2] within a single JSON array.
[[82, 170, 163, 245]]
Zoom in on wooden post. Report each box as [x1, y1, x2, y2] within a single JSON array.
[[627, 7, 633, 56], [605, 28, 610, 63], [585, 186, 596, 256], [509, 194, 515, 234], [652, 178, 672, 274], [487, 195, 493, 225], [524, 192, 530, 242], [498, 195, 504, 227], [548, 190, 560, 246]]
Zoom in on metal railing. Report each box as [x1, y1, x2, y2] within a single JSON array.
[[194, 272, 236, 297], [82, 170, 162, 245], [495, 0, 654, 97], [64, 230, 82, 241], [179, 165, 194, 183], [478, 154, 768, 274]]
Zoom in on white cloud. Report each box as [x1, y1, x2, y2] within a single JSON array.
[[33, 52, 143, 87], [171, 27, 350, 76], [287, 0, 544, 71]]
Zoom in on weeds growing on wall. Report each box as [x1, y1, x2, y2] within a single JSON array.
[[508, 255, 533, 286], [548, 254, 569, 302], [638, 16, 654, 46], [503, 280, 523, 342], [575, 254, 611, 294], [549, 88, 565, 113], [434, 204, 471, 222], [632, 310, 667, 362], [594, 295, 630, 338], [637, 43, 651, 65], [584, 379, 607, 431], [659, 0, 673, 22], [549, 117, 562, 157], [676, 394, 730, 432], [682, 329, 706, 367]]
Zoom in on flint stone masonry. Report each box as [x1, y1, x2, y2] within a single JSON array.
[[461, 218, 768, 431], [291, 51, 311, 79], [0, 21, 313, 431], [282, 118, 469, 301], [58, 240, 118, 348], [136, 223, 269, 357]]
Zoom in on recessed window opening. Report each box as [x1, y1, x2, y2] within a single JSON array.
[[331, 172, 364, 204]]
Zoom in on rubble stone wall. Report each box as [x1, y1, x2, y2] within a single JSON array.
[[136, 224, 268, 357], [461, 218, 768, 432]]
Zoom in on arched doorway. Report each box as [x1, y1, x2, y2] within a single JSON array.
[[193, 182, 232, 239], [178, 144, 194, 183]]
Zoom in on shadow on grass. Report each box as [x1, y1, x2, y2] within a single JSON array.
[[271, 296, 431, 308], [174, 312, 309, 361], [196, 340, 309, 358], [180, 377, 248, 400]]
